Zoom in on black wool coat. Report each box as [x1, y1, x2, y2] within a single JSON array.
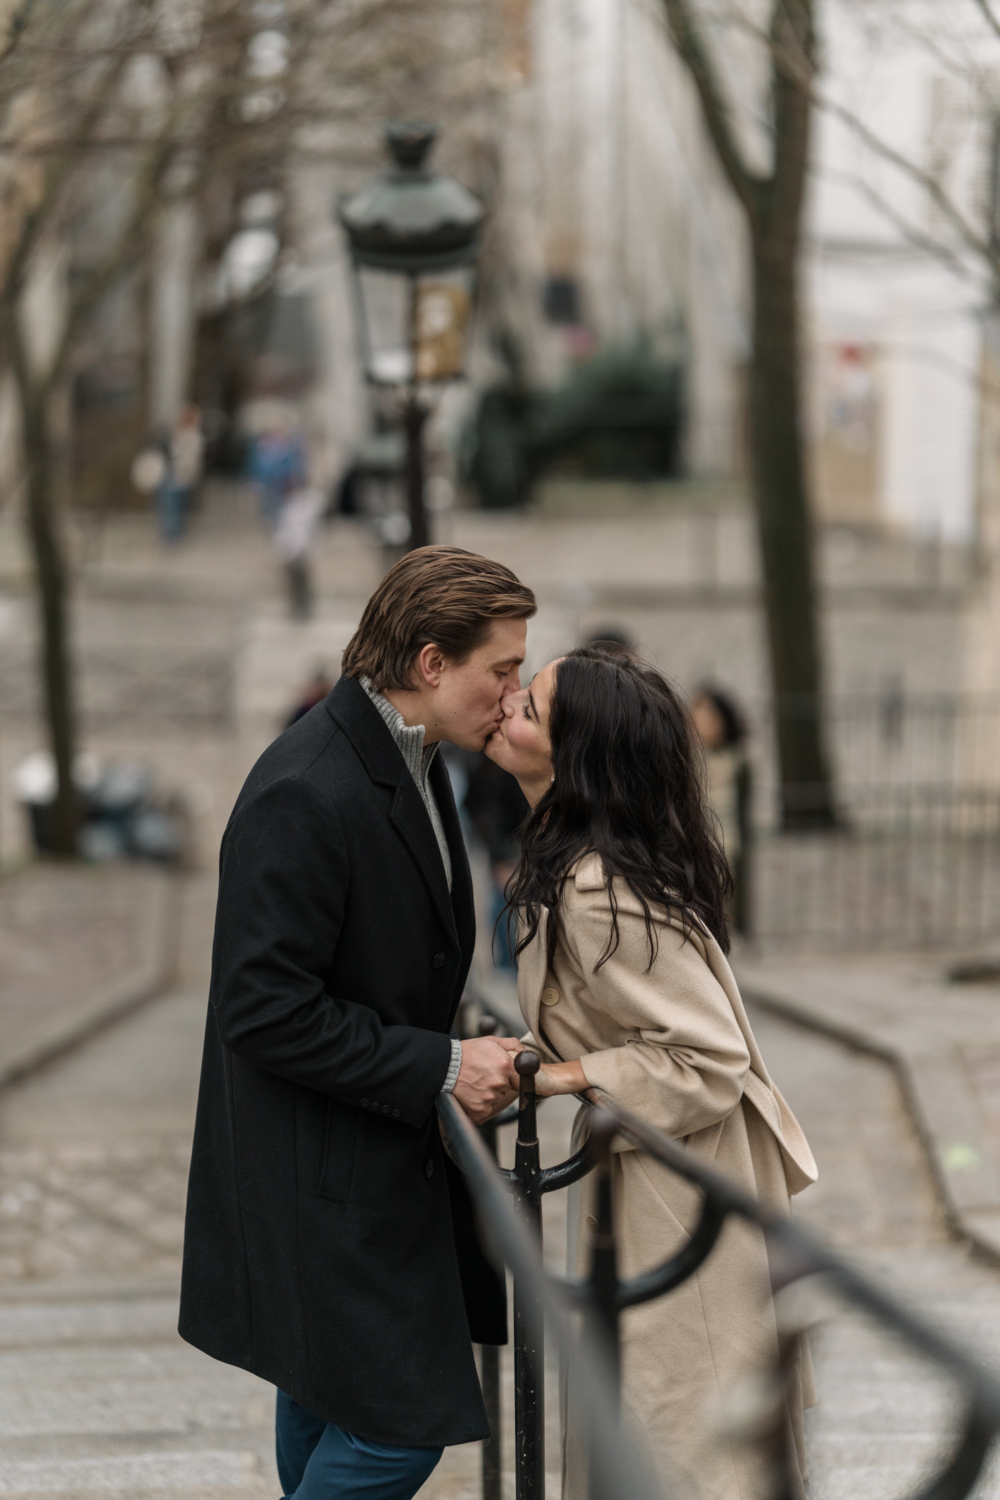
[[178, 675, 506, 1448]]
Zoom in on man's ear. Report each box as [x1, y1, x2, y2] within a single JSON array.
[[415, 643, 446, 688]]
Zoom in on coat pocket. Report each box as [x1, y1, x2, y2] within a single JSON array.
[[317, 1099, 359, 1203]]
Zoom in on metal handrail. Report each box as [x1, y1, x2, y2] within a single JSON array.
[[438, 1043, 1000, 1500]]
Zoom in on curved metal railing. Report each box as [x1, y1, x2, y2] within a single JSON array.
[[438, 1032, 1000, 1500]]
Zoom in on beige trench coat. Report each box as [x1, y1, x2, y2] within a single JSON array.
[[517, 855, 818, 1500]]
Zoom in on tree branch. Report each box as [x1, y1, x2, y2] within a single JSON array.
[[971, 0, 1000, 45], [707, 0, 1000, 277], [812, 163, 984, 289], [659, 0, 766, 220], [820, 90, 998, 274]]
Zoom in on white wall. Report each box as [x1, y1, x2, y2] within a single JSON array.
[[808, 0, 1000, 539]]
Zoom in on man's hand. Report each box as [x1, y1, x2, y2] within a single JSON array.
[[452, 1037, 523, 1124]]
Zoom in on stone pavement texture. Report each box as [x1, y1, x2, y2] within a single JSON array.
[[1, 871, 1000, 1498], [0, 863, 177, 1088], [1, 488, 999, 1494], [736, 952, 1000, 1259]]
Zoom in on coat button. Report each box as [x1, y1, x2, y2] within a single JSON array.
[[392, 1109, 401, 1118], [432, 952, 446, 969], [424, 1159, 435, 1178], [382, 1104, 392, 1114], [541, 987, 560, 1006], [586, 1215, 599, 1229], [360, 1098, 370, 1107]]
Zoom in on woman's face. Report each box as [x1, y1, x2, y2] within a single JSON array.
[[691, 694, 727, 750], [485, 657, 560, 795]]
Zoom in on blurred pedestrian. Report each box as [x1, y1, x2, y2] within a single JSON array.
[[583, 624, 634, 654], [285, 669, 334, 728], [274, 486, 324, 619], [247, 411, 306, 527], [691, 685, 752, 934], [464, 753, 529, 967], [155, 405, 204, 543]]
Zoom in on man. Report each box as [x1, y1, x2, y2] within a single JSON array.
[[180, 546, 536, 1500], [156, 404, 204, 542]]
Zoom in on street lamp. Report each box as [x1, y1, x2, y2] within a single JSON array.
[[337, 121, 484, 550]]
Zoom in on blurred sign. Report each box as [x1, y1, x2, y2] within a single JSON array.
[[823, 342, 875, 453], [415, 283, 470, 381], [813, 341, 880, 524]]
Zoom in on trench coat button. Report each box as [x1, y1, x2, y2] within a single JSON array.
[[424, 1159, 435, 1178], [586, 1215, 599, 1229], [540, 987, 560, 1006], [360, 1098, 370, 1107], [432, 952, 446, 969], [392, 1109, 401, 1118]]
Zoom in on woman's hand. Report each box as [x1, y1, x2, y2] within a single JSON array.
[[533, 1059, 588, 1097]]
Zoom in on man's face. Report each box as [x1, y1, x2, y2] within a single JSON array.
[[434, 618, 527, 751]]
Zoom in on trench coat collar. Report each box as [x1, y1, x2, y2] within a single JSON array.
[[326, 674, 472, 956]]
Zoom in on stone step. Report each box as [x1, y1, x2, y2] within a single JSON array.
[[0, 1448, 265, 1498]]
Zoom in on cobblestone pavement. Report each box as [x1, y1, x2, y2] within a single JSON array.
[[0, 863, 171, 1085], [1, 490, 999, 1495], [2, 917, 1000, 1499]]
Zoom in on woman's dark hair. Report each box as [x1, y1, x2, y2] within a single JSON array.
[[506, 644, 732, 967]]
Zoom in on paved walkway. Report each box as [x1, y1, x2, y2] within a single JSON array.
[[737, 952, 1000, 1257], [2, 489, 999, 1493], [2, 879, 1000, 1497], [0, 863, 177, 1089]]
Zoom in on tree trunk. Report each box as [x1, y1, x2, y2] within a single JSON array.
[[660, 0, 835, 830], [749, 229, 835, 829], [22, 385, 80, 856]]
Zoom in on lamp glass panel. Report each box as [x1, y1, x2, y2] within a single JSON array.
[[357, 266, 412, 384], [414, 267, 474, 382]]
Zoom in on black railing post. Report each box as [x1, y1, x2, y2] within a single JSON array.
[[439, 1076, 1000, 1500], [513, 1050, 544, 1500], [585, 1112, 621, 1399], [585, 1112, 622, 1500], [477, 1016, 503, 1500]]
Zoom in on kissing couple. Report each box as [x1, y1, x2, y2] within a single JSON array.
[[180, 545, 816, 1500]]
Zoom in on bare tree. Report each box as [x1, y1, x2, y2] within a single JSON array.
[[0, 0, 511, 859], [660, 0, 835, 829], [0, 0, 320, 855]]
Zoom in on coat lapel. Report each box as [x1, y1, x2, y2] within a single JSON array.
[[429, 752, 475, 959], [326, 676, 459, 946], [387, 772, 458, 945]]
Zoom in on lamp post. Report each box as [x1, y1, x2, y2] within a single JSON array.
[[337, 121, 484, 551]]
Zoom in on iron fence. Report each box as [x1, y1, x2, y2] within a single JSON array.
[[741, 695, 1000, 947], [439, 1027, 1000, 1500]]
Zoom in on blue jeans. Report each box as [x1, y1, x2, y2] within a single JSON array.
[[276, 1390, 443, 1499], [156, 482, 192, 542]]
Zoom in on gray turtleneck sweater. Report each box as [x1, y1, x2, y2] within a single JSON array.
[[361, 677, 462, 1094]]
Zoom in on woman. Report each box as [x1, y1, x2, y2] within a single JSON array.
[[485, 645, 817, 1500]]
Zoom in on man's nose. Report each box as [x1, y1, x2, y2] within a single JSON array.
[[501, 690, 521, 718]]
